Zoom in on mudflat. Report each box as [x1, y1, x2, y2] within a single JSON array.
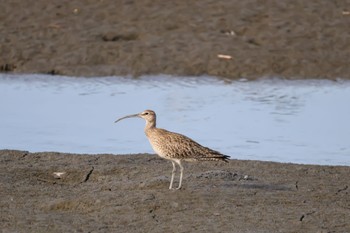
[[1, 150, 349, 232], [1, 0, 350, 79]]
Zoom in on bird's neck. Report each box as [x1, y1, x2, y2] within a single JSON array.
[[145, 119, 156, 131]]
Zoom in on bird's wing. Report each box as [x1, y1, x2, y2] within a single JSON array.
[[153, 129, 229, 161]]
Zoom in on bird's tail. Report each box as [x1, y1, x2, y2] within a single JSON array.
[[198, 154, 230, 163]]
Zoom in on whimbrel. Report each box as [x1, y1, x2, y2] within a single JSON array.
[[115, 110, 229, 190]]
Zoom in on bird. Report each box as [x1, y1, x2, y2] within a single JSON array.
[[114, 110, 230, 190]]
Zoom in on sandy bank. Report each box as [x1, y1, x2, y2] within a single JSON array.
[[1, 150, 349, 232], [1, 0, 350, 79]]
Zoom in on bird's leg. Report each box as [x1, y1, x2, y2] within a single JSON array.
[[176, 161, 184, 190], [169, 161, 176, 189]]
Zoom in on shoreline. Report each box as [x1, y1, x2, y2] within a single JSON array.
[[2, 147, 349, 167], [1, 149, 349, 232]]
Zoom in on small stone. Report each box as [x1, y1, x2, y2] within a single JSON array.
[[53, 172, 66, 179]]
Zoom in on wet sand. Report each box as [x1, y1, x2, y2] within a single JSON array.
[[1, 0, 350, 79], [1, 150, 349, 232]]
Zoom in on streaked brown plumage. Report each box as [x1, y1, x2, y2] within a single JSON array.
[[115, 109, 229, 189]]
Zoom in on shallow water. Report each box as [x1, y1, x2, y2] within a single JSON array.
[[0, 74, 349, 165]]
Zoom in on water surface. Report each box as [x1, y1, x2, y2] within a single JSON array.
[[0, 74, 349, 165]]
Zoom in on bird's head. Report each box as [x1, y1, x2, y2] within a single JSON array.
[[115, 110, 156, 125]]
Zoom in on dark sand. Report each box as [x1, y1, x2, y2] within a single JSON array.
[[1, 150, 349, 233], [1, 0, 350, 79], [1, 1, 350, 232]]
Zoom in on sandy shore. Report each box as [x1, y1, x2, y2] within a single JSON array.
[[1, 150, 349, 232], [1, 0, 350, 79]]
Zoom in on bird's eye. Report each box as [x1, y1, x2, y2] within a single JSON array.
[[144, 112, 149, 115]]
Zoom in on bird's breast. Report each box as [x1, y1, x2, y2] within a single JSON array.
[[145, 128, 181, 160], [148, 139, 169, 159]]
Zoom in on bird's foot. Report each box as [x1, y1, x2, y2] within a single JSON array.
[[169, 186, 182, 190]]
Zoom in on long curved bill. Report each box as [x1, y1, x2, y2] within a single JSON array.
[[114, 113, 139, 123]]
